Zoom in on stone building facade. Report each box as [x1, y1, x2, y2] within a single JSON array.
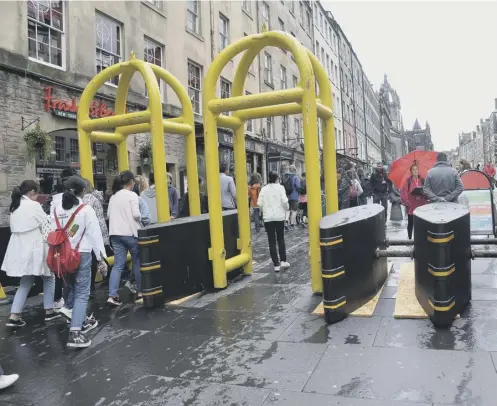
[[363, 75, 381, 168]]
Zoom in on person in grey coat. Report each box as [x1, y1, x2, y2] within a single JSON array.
[[337, 168, 352, 210], [220, 163, 237, 210], [423, 153, 464, 203]]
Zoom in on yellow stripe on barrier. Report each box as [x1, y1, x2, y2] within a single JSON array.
[[323, 300, 346, 310], [138, 239, 159, 245], [320, 239, 343, 247], [429, 300, 455, 312], [142, 288, 163, 296], [140, 264, 161, 271], [427, 235, 454, 243], [428, 267, 455, 277], [322, 270, 345, 279]]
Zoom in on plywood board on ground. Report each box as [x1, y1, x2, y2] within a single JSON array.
[[313, 261, 393, 317]]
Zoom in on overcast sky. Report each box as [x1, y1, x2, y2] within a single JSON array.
[[323, 1, 497, 151]]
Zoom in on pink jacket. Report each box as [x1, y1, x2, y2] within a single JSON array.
[[400, 177, 428, 215]]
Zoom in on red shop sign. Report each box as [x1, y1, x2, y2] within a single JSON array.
[[43, 86, 116, 120]]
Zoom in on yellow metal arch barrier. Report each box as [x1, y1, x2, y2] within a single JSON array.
[[77, 53, 201, 221], [203, 31, 338, 293]]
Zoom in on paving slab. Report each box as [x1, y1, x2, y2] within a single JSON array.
[[304, 345, 497, 405], [277, 314, 381, 346], [167, 337, 328, 391], [262, 390, 432, 405]]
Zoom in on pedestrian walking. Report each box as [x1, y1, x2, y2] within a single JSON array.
[[132, 176, 151, 227], [2, 181, 60, 328], [140, 172, 158, 224], [82, 179, 110, 297], [346, 170, 363, 208], [337, 168, 351, 210], [400, 164, 428, 239], [257, 171, 290, 272], [220, 163, 237, 210], [357, 168, 372, 205], [282, 165, 300, 230], [167, 172, 179, 219], [107, 171, 142, 306], [484, 162, 496, 188], [298, 172, 308, 227], [248, 173, 262, 232], [45, 176, 106, 348], [370, 163, 391, 222], [177, 177, 209, 218], [0, 366, 18, 390], [423, 153, 464, 203]]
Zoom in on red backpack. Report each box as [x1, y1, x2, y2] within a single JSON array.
[[46, 204, 86, 278]]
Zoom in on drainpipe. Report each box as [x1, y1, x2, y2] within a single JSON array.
[[209, 0, 215, 62]]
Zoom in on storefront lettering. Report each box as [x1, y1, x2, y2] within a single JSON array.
[[43, 87, 116, 120]]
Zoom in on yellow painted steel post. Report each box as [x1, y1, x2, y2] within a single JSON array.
[[307, 52, 338, 215], [149, 64, 201, 216]]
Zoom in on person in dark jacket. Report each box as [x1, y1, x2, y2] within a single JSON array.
[[337, 168, 352, 210], [178, 177, 208, 218], [167, 172, 179, 218], [357, 167, 372, 205], [370, 162, 391, 223], [423, 153, 464, 203]]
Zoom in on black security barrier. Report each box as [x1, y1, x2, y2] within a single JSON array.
[[320, 204, 388, 324], [414, 203, 471, 327], [138, 210, 241, 308]]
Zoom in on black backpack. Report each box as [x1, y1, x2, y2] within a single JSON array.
[[299, 179, 307, 195], [283, 174, 294, 195]]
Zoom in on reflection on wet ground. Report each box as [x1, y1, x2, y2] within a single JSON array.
[[0, 219, 497, 405]]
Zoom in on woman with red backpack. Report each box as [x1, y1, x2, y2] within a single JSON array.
[[2, 180, 61, 328], [45, 176, 107, 348]]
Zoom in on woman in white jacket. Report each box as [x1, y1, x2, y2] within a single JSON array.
[[347, 169, 363, 208], [2, 181, 61, 328], [46, 176, 107, 348], [257, 171, 290, 272]]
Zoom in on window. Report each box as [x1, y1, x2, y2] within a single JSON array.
[[329, 27, 333, 47], [282, 115, 289, 141], [245, 91, 253, 132], [321, 47, 325, 66], [28, 0, 65, 68], [289, 0, 295, 15], [145, 0, 162, 9], [278, 18, 284, 31], [96, 159, 104, 175], [144, 37, 163, 98], [316, 42, 320, 62], [266, 117, 273, 139], [320, 12, 323, 32], [187, 0, 200, 34], [264, 52, 273, 84], [219, 13, 229, 51], [326, 54, 330, 77], [325, 21, 328, 40], [69, 139, 79, 163], [314, 4, 318, 24], [220, 77, 231, 99], [55, 136, 65, 162], [335, 65, 338, 82], [294, 117, 301, 139], [261, 2, 270, 30], [305, 10, 311, 33], [299, 2, 304, 26], [188, 60, 202, 113], [292, 75, 298, 88], [94, 142, 104, 152], [242, 0, 251, 15], [95, 13, 122, 85], [280, 65, 287, 89]]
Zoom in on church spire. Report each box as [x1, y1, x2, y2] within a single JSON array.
[[413, 119, 421, 131]]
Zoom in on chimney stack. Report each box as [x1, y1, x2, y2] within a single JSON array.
[[477, 125, 480, 132]]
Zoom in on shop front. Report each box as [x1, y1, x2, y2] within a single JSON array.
[[266, 142, 304, 176]]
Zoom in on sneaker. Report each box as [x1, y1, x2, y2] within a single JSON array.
[[125, 281, 138, 294], [81, 314, 98, 334], [281, 261, 290, 269], [6, 318, 25, 328], [45, 312, 62, 322], [274, 265, 281, 272], [58, 307, 73, 321], [107, 296, 122, 307], [53, 298, 64, 311], [67, 331, 91, 348], [0, 374, 19, 389]]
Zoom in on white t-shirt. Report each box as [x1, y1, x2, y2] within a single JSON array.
[[107, 189, 142, 237]]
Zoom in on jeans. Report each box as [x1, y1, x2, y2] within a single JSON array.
[[373, 195, 389, 223], [253, 207, 261, 231], [11, 274, 55, 314], [109, 235, 141, 297], [63, 252, 92, 331], [265, 221, 286, 266]]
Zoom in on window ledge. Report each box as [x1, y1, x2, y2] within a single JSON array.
[[242, 9, 253, 20], [29, 57, 66, 72], [141, 1, 166, 18], [264, 80, 274, 89], [186, 28, 204, 42]]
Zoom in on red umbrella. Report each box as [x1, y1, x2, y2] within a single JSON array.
[[389, 150, 438, 189]]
